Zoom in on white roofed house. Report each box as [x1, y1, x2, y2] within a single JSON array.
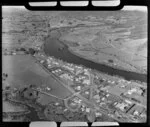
[[115, 101, 132, 113], [82, 79, 90, 85], [86, 108, 90, 113], [76, 86, 81, 91], [95, 112, 102, 117], [45, 87, 51, 91], [60, 73, 71, 81], [73, 97, 82, 104]]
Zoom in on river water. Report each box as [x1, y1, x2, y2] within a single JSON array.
[[44, 27, 147, 83]]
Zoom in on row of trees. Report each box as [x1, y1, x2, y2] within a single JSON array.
[[15, 47, 38, 55]]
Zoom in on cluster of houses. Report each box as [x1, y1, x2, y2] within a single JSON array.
[[44, 57, 91, 87]]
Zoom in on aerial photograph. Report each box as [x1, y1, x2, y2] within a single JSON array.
[[2, 6, 147, 122]]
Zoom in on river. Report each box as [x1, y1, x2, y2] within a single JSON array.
[[43, 27, 147, 83]]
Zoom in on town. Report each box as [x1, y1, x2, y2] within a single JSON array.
[[2, 7, 147, 122], [3, 47, 146, 122], [34, 52, 147, 122]]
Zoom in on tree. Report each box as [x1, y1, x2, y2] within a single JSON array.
[[28, 48, 36, 55], [108, 59, 114, 63], [5, 73, 8, 77], [5, 86, 10, 90], [20, 47, 26, 52]]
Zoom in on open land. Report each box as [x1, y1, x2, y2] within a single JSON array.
[[59, 11, 147, 74], [2, 7, 147, 122]]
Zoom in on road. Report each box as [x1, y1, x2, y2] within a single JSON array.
[[33, 56, 99, 104], [32, 88, 64, 100], [32, 55, 76, 94], [32, 55, 133, 122]]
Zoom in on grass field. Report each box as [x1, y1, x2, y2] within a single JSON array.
[[37, 93, 64, 106], [2, 8, 147, 74], [59, 10, 147, 73], [2, 55, 72, 99], [3, 101, 27, 112]]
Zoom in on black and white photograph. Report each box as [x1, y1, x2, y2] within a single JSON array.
[[2, 4, 147, 123]]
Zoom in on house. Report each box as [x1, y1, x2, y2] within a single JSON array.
[[40, 60, 44, 63], [115, 102, 130, 112], [82, 79, 90, 85], [95, 112, 102, 117], [45, 87, 51, 91], [12, 52, 16, 55], [55, 102, 59, 106], [85, 91, 89, 95], [93, 95, 100, 100], [133, 110, 139, 116], [86, 108, 90, 113], [76, 86, 81, 91]]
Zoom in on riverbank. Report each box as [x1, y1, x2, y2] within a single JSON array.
[[57, 26, 147, 75], [43, 27, 147, 82], [57, 27, 147, 75], [68, 47, 147, 75], [6, 93, 44, 121], [56, 25, 147, 75]]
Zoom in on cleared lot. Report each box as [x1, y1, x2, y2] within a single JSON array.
[[3, 101, 27, 113], [2, 55, 72, 99]]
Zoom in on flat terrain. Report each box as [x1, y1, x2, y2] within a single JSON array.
[[3, 101, 27, 113], [59, 11, 147, 74], [2, 8, 62, 50], [37, 93, 64, 106], [2, 8, 147, 74], [2, 7, 147, 122], [2, 55, 72, 98]]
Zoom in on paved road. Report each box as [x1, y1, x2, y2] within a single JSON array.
[[32, 88, 64, 100], [34, 56, 98, 106], [33, 56, 76, 93], [32, 55, 132, 122]]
